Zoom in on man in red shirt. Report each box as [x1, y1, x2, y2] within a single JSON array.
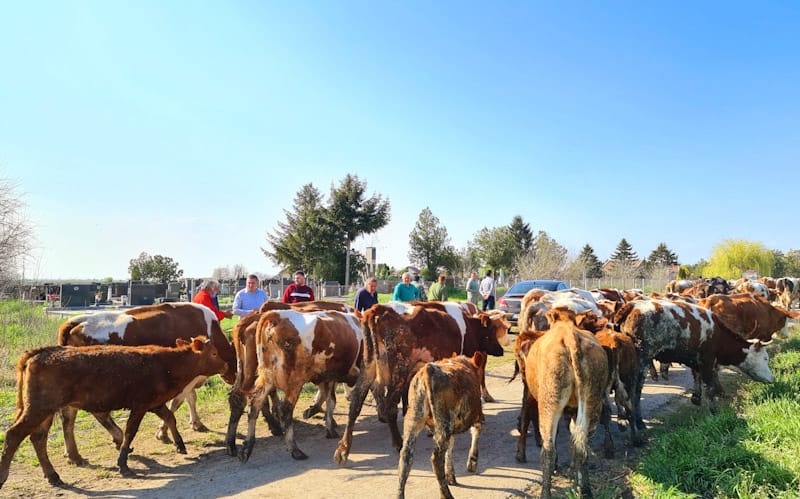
[[192, 279, 233, 321], [282, 271, 315, 304]]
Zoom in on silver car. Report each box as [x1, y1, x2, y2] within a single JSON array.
[[497, 279, 569, 328]]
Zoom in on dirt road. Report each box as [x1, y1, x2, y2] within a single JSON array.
[[2, 362, 694, 498]]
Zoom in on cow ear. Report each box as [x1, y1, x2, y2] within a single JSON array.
[[190, 336, 206, 351], [176, 338, 190, 347]]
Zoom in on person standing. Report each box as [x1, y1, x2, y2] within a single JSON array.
[[282, 270, 315, 304], [232, 274, 268, 316], [392, 272, 420, 302], [479, 270, 496, 311], [427, 274, 448, 301], [193, 279, 233, 321], [466, 271, 481, 306], [354, 277, 379, 318]]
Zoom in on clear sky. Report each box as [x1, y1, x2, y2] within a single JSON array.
[[2, 1, 798, 280]]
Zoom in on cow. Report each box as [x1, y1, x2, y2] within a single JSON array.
[[734, 280, 772, 301], [56, 302, 237, 465], [333, 302, 510, 467], [698, 293, 800, 342], [613, 298, 775, 430], [0, 337, 227, 488], [665, 279, 694, 294], [397, 352, 486, 499], [594, 327, 641, 444], [258, 299, 353, 313], [516, 308, 610, 499], [238, 309, 363, 462], [776, 277, 800, 310]]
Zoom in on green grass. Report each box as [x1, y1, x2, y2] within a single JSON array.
[[629, 328, 800, 498]]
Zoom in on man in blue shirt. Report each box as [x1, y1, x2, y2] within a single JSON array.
[[232, 274, 268, 316], [354, 277, 379, 318], [392, 272, 420, 302]]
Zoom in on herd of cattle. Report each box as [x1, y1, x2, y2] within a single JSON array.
[[0, 274, 798, 498]]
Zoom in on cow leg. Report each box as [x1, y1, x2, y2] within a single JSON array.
[[302, 385, 326, 419], [480, 368, 495, 403], [431, 430, 455, 499], [93, 412, 124, 450], [278, 390, 307, 460], [443, 434, 457, 486], [466, 421, 481, 473], [117, 409, 148, 478], [600, 396, 614, 458], [239, 388, 267, 463], [659, 361, 671, 381], [29, 413, 63, 487], [60, 406, 87, 466], [265, 389, 285, 435], [225, 386, 245, 456], [516, 391, 531, 463], [150, 404, 186, 454], [334, 367, 375, 466], [322, 382, 339, 439], [397, 391, 427, 499]]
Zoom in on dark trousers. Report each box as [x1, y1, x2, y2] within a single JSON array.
[[482, 296, 495, 311]]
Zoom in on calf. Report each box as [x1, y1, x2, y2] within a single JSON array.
[[397, 352, 486, 499], [0, 337, 227, 488], [516, 309, 609, 499]]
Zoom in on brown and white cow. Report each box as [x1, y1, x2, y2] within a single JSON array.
[[516, 309, 610, 499], [56, 302, 237, 465], [397, 352, 486, 499], [333, 302, 509, 467], [238, 309, 362, 461], [698, 292, 800, 342], [734, 280, 773, 301], [0, 337, 227, 488], [613, 298, 775, 429]]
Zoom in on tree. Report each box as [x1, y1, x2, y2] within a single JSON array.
[[212, 266, 233, 281], [408, 207, 453, 281], [701, 239, 775, 279], [128, 252, 183, 283], [326, 174, 390, 289], [0, 177, 33, 290], [508, 215, 534, 256], [471, 226, 516, 276], [784, 250, 800, 277], [575, 244, 604, 279], [608, 238, 642, 279], [514, 231, 568, 279], [647, 243, 679, 266], [263, 184, 330, 279]]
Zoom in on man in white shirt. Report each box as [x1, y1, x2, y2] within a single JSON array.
[[479, 270, 496, 311], [232, 274, 268, 316]]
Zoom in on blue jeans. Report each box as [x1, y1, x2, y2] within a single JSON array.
[[482, 296, 495, 311]]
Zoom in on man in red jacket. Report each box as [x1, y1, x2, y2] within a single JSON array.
[[282, 271, 315, 304]]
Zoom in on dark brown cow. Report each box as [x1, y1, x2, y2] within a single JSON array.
[[0, 337, 227, 488], [238, 309, 362, 461], [397, 353, 486, 499], [333, 302, 510, 467], [613, 298, 775, 430], [516, 309, 610, 499], [56, 302, 237, 465]]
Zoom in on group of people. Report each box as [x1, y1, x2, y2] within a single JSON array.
[[190, 268, 498, 324]]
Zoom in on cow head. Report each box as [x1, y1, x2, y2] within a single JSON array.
[[739, 339, 775, 384], [475, 312, 509, 355]]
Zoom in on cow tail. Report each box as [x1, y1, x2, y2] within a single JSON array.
[[362, 316, 375, 366], [564, 331, 590, 463], [15, 350, 36, 416]]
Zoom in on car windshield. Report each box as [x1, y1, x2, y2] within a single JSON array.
[[507, 281, 563, 295]]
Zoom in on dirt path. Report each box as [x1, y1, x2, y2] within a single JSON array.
[[2, 363, 694, 498]]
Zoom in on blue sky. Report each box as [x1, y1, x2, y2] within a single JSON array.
[[2, 1, 798, 280]]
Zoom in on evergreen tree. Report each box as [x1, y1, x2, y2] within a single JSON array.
[[609, 238, 641, 279], [647, 243, 679, 266], [508, 215, 534, 255], [610, 238, 638, 263], [578, 244, 604, 278]]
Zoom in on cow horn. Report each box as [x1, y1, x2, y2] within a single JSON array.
[[760, 339, 773, 346], [747, 320, 759, 337], [746, 338, 759, 344]]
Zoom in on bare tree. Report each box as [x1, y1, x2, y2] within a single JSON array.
[[514, 231, 568, 280], [0, 177, 33, 291], [212, 266, 232, 281]]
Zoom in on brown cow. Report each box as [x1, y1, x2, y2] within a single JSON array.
[[0, 337, 227, 488], [516, 309, 610, 499], [397, 353, 486, 499], [56, 302, 237, 465], [333, 302, 509, 467], [238, 309, 362, 461]]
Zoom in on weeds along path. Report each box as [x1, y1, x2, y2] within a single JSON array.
[[1, 362, 694, 498]]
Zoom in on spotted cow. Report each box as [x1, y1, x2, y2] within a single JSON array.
[[56, 302, 237, 465]]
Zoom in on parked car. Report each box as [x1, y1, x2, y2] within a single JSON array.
[[497, 279, 569, 328]]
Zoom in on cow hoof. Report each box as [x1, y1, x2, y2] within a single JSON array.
[[446, 474, 457, 485], [176, 445, 187, 455], [226, 444, 238, 457], [326, 428, 339, 439], [483, 395, 495, 403], [467, 459, 477, 473], [155, 430, 171, 444], [616, 422, 627, 432], [690, 393, 702, 406], [515, 452, 526, 463], [119, 467, 137, 478], [192, 422, 209, 432], [333, 447, 349, 466], [291, 449, 308, 460], [46, 473, 65, 487], [66, 455, 88, 466], [302, 405, 322, 419]]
